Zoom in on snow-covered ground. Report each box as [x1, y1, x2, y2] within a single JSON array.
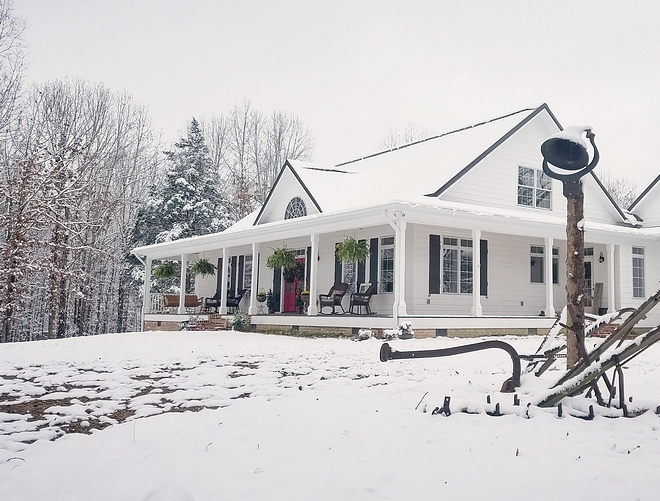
[[1, 330, 659, 501]]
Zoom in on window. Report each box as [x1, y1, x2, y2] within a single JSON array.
[[442, 237, 473, 293], [518, 166, 551, 209], [243, 255, 252, 289], [380, 236, 394, 293], [530, 245, 544, 283], [552, 247, 559, 284], [284, 197, 306, 219], [633, 247, 645, 298]]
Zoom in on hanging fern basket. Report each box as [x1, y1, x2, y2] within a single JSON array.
[[190, 257, 217, 277], [266, 246, 297, 270], [336, 236, 369, 263], [153, 262, 177, 279]]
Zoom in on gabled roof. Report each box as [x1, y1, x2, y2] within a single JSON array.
[[253, 103, 631, 225], [424, 104, 561, 197]]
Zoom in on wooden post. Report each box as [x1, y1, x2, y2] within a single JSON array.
[[565, 188, 586, 368]]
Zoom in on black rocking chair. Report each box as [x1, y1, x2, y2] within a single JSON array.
[[319, 283, 349, 315], [349, 283, 376, 315], [226, 289, 247, 313]]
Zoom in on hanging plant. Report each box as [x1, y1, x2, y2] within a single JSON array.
[[153, 262, 177, 279], [336, 236, 369, 263], [190, 257, 216, 277], [283, 261, 305, 282], [266, 246, 296, 270]]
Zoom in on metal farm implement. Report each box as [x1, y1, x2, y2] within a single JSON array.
[[379, 289, 660, 418]]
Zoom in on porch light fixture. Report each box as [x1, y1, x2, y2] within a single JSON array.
[[599, 252, 605, 263], [541, 126, 599, 198]]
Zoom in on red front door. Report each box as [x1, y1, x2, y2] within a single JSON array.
[[283, 258, 304, 313]]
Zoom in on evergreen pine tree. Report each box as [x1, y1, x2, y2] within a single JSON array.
[[133, 118, 234, 247]]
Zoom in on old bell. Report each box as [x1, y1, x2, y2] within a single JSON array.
[[540, 126, 592, 171]]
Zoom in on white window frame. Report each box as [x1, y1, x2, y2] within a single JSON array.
[[632, 246, 645, 298], [552, 247, 559, 285], [442, 237, 473, 294], [379, 236, 394, 293], [530, 245, 544, 284], [518, 166, 552, 210]]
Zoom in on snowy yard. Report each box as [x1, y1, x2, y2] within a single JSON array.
[[1, 330, 660, 501]]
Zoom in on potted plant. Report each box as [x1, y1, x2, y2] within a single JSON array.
[[336, 236, 369, 263], [153, 262, 177, 279], [266, 289, 278, 314], [300, 290, 310, 304], [190, 257, 216, 278], [256, 289, 267, 303], [266, 246, 296, 271]]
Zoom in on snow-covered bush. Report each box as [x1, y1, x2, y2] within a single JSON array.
[[353, 328, 373, 341], [230, 310, 250, 331]]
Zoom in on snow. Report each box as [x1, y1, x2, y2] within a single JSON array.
[[1, 330, 660, 500]]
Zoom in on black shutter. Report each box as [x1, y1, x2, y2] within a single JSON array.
[[238, 255, 244, 293], [334, 243, 342, 285], [480, 239, 488, 297], [370, 237, 378, 294], [230, 256, 237, 296], [357, 239, 366, 285], [429, 234, 441, 294], [272, 267, 281, 312], [216, 257, 223, 295], [306, 246, 311, 290]]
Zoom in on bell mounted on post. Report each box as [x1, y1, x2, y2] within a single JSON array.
[[540, 126, 600, 198]]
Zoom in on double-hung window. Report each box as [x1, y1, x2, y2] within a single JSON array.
[[632, 247, 645, 298], [530, 245, 544, 283], [442, 237, 473, 293], [518, 166, 552, 209], [379, 237, 395, 293]]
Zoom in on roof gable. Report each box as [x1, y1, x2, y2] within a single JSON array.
[[254, 161, 323, 225]]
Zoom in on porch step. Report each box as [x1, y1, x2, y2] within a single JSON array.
[[187, 313, 229, 331], [590, 323, 619, 338]]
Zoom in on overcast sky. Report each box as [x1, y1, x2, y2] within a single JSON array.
[[13, 0, 660, 191]]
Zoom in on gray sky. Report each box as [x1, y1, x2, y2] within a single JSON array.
[[14, 0, 660, 191]]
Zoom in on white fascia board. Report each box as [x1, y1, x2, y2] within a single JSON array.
[[133, 199, 658, 260]]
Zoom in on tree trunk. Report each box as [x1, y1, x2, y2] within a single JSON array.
[[566, 188, 586, 368]]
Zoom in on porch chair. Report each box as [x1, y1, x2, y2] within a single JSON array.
[[349, 282, 376, 315], [319, 283, 349, 315], [204, 291, 221, 313], [226, 289, 247, 313]]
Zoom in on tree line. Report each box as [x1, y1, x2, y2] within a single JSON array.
[[0, 1, 314, 342]]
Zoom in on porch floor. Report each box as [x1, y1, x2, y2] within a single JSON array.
[[144, 311, 557, 335]]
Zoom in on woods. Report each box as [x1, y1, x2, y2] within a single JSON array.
[[0, 1, 315, 342]]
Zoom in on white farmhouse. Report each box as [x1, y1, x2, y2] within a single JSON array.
[[133, 104, 659, 336]]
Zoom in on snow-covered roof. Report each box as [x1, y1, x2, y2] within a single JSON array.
[[281, 106, 547, 215]]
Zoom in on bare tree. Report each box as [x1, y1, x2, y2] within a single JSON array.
[[598, 170, 637, 210], [379, 122, 431, 150], [203, 101, 315, 218], [1, 79, 159, 341]]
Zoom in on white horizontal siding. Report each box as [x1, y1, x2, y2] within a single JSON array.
[[257, 168, 320, 224]]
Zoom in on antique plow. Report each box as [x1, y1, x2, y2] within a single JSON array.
[[379, 339, 522, 392], [379, 289, 660, 416]]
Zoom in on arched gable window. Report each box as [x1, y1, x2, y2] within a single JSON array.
[[285, 197, 307, 219]]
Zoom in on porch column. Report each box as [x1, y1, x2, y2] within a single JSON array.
[[178, 254, 188, 314], [142, 257, 152, 330], [607, 243, 616, 312], [248, 243, 259, 315], [544, 237, 556, 317], [219, 248, 229, 315], [471, 229, 483, 316], [396, 218, 408, 317], [308, 234, 319, 315]]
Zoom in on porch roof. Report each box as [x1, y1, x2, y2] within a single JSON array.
[[132, 197, 656, 261]]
